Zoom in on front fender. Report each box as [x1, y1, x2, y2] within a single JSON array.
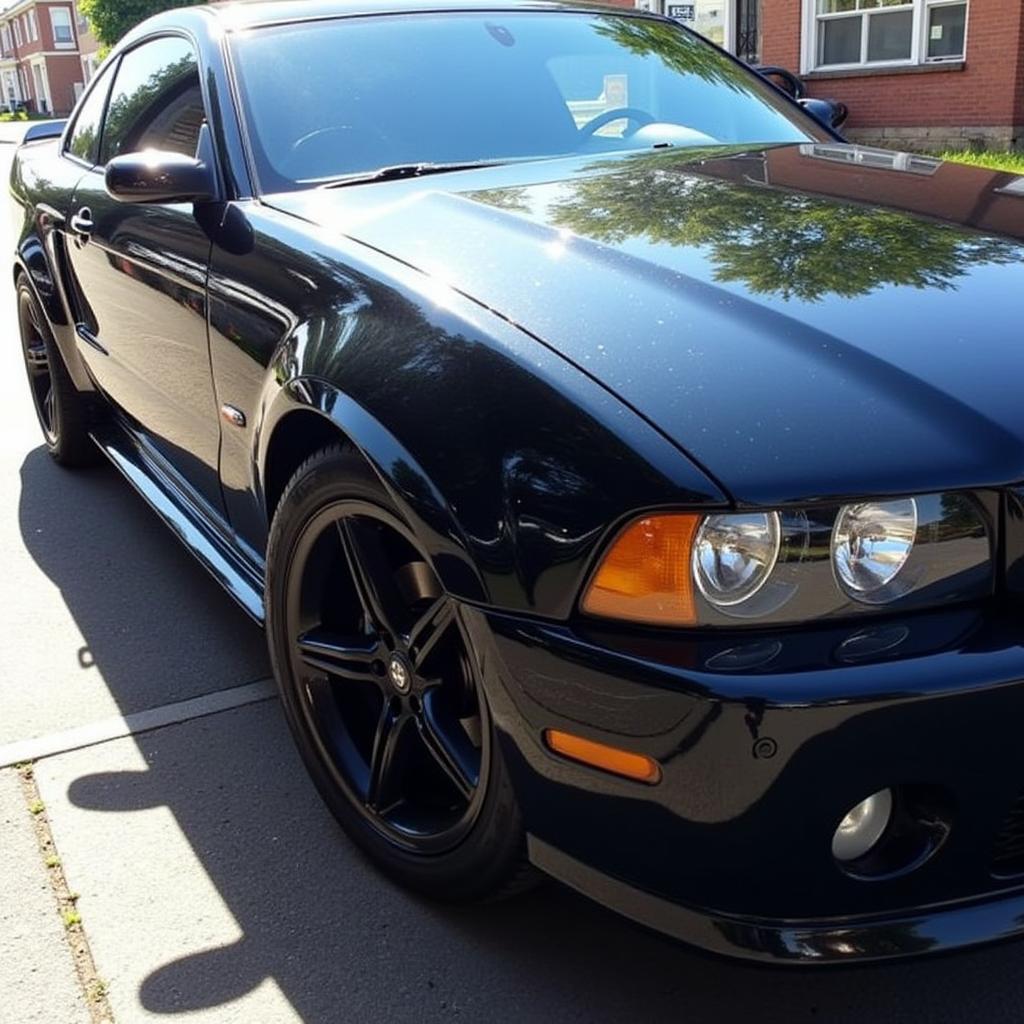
[[210, 203, 727, 619], [257, 378, 489, 603]]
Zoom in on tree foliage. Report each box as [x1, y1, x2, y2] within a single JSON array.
[[533, 151, 1021, 302], [78, 0, 202, 47]]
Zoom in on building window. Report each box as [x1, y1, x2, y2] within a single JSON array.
[[50, 6, 75, 48], [27, 9, 37, 42], [12, 17, 21, 46], [807, 0, 967, 70], [1, 25, 10, 53]]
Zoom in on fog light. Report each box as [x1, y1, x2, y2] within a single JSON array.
[[832, 788, 893, 862]]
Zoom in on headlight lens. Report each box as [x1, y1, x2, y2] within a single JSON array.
[[581, 491, 991, 628], [693, 512, 780, 607], [832, 498, 918, 602]]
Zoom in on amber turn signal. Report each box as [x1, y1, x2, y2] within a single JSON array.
[[581, 514, 700, 626], [545, 729, 662, 784]]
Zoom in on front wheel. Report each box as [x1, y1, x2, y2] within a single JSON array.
[[265, 443, 534, 901]]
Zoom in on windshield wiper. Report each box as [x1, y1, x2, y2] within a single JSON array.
[[321, 160, 508, 188]]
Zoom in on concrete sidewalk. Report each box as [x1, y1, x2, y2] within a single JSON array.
[[0, 769, 91, 1024]]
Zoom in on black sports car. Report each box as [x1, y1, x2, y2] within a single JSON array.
[[12, 0, 1024, 965]]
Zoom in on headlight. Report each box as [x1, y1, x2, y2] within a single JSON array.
[[693, 512, 780, 607], [582, 491, 992, 628], [832, 499, 917, 602]]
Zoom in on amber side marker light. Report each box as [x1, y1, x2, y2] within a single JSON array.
[[582, 514, 700, 626], [545, 729, 662, 785]]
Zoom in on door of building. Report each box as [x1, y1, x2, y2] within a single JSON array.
[[638, 0, 760, 64]]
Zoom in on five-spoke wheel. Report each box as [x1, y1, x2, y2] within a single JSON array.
[[267, 444, 532, 900], [286, 501, 486, 850]]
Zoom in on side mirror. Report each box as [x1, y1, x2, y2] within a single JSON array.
[[799, 97, 849, 131], [105, 149, 217, 204]]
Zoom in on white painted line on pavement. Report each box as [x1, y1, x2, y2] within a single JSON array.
[[0, 678, 277, 767]]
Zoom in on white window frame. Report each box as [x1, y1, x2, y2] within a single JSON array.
[[800, 0, 969, 74], [49, 6, 75, 49], [31, 59, 50, 112], [1, 25, 11, 52], [27, 9, 37, 42], [12, 17, 22, 47]]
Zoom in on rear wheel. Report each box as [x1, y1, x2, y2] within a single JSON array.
[[17, 274, 98, 467], [266, 443, 534, 901]]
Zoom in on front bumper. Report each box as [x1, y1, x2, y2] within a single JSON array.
[[464, 602, 1024, 964]]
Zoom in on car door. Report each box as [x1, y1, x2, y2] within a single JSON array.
[[63, 35, 224, 514]]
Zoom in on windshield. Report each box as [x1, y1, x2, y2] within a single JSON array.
[[230, 11, 820, 192]]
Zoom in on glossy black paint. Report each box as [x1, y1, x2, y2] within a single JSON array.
[[10, 0, 1024, 964], [105, 148, 218, 205]]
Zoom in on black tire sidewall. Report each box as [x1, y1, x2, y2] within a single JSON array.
[[265, 444, 527, 902], [17, 277, 96, 467]]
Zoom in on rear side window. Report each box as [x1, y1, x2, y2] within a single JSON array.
[[100, 36, 206, 163], [66, 60, 114, 164]]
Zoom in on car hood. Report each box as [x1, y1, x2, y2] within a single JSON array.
[[267, 143, 1024, 506]]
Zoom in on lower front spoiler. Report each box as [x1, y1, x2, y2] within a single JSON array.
[[529, 835, 1024, 965]]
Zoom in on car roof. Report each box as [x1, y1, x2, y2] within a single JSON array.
[[203, 0, 649, 30]]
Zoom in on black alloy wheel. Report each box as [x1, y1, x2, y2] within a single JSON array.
[[267, 444, 532, 900], [17, 274, 98, 467], [20, 285, 57, 445], [287, 498, 486, 850]]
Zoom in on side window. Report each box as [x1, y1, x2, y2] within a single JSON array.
[[100, 36, 205, 164], [66, 60, 116, 164]]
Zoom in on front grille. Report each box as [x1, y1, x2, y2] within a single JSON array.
[[991, 791, 1024, 877]]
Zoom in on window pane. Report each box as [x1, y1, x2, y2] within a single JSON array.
[[50, 7, 73, 44], [819, 15, 862, 64], [101, 37, 205, 162], [67, 62, 113, 163], [866, 9, 912, 60], [818, 0, 856, 12], [927, 3, 966, 59]]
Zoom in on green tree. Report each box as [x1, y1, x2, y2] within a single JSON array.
[[534, 151, 1020, 302], [78, 0, 202, 47]]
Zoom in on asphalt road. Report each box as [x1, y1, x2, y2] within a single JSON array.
[[3, 140, 1024, 1023]]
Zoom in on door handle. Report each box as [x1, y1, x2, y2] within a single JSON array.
[[69, 207, 93, 240]]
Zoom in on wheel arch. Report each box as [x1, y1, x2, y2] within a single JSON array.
[[258, 378, 488, 604], [14, 243, 94, 393]]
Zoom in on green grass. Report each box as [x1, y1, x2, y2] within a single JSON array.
[[937, 149, 1024, 174]]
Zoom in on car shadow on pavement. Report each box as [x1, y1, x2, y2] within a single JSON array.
[[17, 445, 1024, 1023]]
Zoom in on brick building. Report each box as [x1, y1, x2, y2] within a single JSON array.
[[619, 0, 1024, 150], [0, 0, 95, 116]]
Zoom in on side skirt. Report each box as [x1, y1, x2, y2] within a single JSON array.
[[90, 421, 266, 624]]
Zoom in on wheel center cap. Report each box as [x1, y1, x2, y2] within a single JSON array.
[[388, 654, 412, 694]]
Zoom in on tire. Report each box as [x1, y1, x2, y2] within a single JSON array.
[[16, 274, 98, 468], [265, 442, 535, 902]]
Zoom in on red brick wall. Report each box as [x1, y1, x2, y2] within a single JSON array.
[[762, 0, 1024, 130], [44, 52, 82, 114]]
